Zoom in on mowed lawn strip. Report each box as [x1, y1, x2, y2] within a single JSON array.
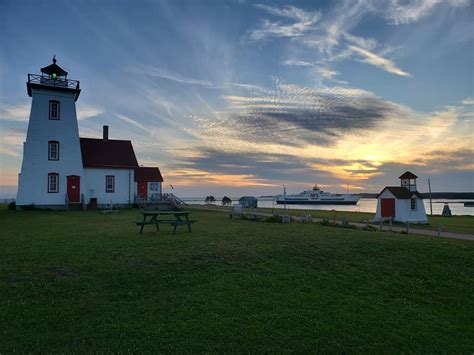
[[193, 204, 474, 234], [0, 206, 473, 352]]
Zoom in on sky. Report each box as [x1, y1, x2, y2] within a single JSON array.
[[0, 0, 473, 197]]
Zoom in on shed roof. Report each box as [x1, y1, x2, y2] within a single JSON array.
[[377, 186, 422, 199], [239, 196, 257, 200], [80, 138, 139, 168], [134, 167, 164, 182], [399, 171, 418, 179]]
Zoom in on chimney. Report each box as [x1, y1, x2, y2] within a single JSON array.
[[103, 125, 109, 141]]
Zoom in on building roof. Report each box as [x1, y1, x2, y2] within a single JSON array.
[[377, 186, 423, 199], [134, 167, 164, 182], [239, 196, 257, 200], [399, 171, 418, 179], [80, 138, 139, 168]]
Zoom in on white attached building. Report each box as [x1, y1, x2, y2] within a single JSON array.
[[375, 171, 428, 223], [16, 57, 163, 209]]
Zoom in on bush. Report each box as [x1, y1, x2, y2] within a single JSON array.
[[8, 201, 16, 210]]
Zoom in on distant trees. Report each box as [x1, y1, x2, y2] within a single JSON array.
[[222, 196, 232, 206], [205, 195, 216, 204]]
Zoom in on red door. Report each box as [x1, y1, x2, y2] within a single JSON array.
[[138, 181, 147, 200], [67, 175, 80, 203], [381, 198, 395, 217]]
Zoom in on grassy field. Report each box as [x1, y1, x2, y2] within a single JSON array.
[[195, 204, 474, 234], [1, 205, 473, 352]]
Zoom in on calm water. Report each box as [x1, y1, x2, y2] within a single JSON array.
[[183, 198, 474, 216]]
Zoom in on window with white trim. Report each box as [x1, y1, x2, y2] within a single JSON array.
[[48, 173, 59, 193], [106, 175, 115, 193], [410, 197, 417, 211], [48, 141, 59, 160], [49, 100, 60, 120]]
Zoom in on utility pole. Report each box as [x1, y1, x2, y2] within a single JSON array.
[[428, 178, 433, 216]]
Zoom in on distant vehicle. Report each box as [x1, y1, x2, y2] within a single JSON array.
[[275, 185, 360, 205]]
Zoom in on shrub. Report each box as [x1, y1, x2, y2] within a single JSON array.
[[8, 201, 16, 210]]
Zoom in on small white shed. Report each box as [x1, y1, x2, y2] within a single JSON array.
[[375, 171, 428, 223]]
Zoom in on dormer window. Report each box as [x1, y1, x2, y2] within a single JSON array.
[[49, 100, 60, 120], [48, 141, 59, 160]]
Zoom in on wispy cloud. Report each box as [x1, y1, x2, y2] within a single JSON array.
[[250, 2, 413, 78], [251, 4, 321, 40], [115, 113, 149, 132], [386, 0, 470, 25], [133, 66, 263, 91], [348, 45, 411, 76], [0, 104, 29, 122]]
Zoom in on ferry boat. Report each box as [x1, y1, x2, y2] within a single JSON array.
[[275, 185, 360, 205]]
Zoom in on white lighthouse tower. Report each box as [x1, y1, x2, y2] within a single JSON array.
[[16, 57, 85, 209]]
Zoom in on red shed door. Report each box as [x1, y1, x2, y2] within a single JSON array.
[[381, 198, 395, 217], [67, 175, 80, 203], [138, 181, 147, 200]]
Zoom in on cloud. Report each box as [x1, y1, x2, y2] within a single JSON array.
[[462, 97, 474, 105], [0, 104, 29, 122], [251, 4, 321, 40], [250, 2, 412, 78], [115, 113, 148, 132], [348, 45, 411, 76], [386, 0, 470, 25], [133, 66, 263, 91], [77, 105, 104, 120], [284, 59, 315, 67]]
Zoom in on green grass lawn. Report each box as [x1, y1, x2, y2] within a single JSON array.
[[1, 206, 473, 352], [197, 205, 474, 234]]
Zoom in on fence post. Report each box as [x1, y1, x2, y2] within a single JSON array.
[[389, 218, 392, 232], [437, 224, 442, 238], [379, 220, 383, 230], [406, 221, 410, 234]]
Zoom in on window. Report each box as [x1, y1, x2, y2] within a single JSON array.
[[48, 141, 59, 160], [48, 173, 59, 193], [49, 100, 60, 120], [106, 175, 115, 193], [411, 197, 417, 211]]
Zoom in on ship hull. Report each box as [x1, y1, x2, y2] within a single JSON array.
[[276, 200, 359, 205]]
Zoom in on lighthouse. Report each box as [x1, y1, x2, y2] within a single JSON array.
[[16, 57, 85, 209], [16, 57, 165, 210]]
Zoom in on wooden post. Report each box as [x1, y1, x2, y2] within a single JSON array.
[[379, 220, 383, 230], [428, 178, 433, 216], [389, 218, 392, 232], [437, 224, 442, 238], [406, 221, 410, 234]]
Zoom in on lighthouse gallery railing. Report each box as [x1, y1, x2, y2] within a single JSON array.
[[27, 74, 80, 90]]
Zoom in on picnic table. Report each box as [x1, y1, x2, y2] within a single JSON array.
[[135, 211, 197, 235]]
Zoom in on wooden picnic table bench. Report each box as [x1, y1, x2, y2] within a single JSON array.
[[135, 211, 197, 235]]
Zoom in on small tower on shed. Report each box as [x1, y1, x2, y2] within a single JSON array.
[[399, 171, 417, 192]]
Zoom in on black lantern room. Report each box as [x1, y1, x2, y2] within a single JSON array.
[[40, 55, 68, 80]]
